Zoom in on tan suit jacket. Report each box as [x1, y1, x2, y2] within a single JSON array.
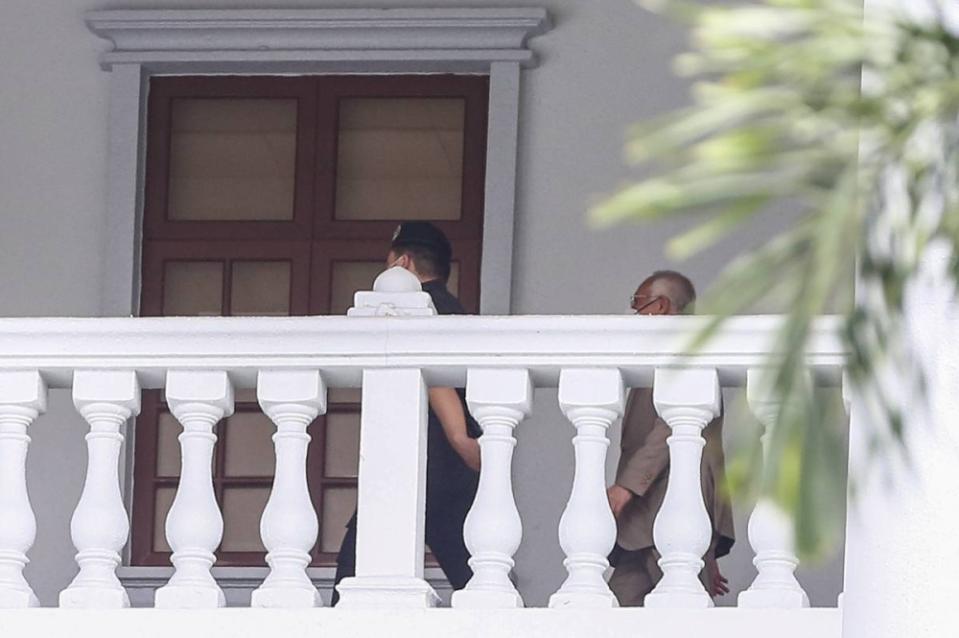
[[614, 388, 735, 557]]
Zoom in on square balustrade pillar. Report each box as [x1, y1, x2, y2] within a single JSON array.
[[335, 368, 437, 608]]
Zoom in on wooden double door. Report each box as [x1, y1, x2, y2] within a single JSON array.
[[130, 74, 488, 567]]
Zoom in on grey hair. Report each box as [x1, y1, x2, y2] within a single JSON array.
[[642, 270, 697, 313]]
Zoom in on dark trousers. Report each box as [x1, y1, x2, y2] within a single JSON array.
[[331, 492, 474, 606]]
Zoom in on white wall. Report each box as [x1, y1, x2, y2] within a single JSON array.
[[0, 0, 844, 607]]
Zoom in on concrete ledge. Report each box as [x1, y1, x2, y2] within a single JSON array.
[[1, 607, 840, 638]]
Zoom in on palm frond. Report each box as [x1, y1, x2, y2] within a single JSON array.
[[594, 0, 959, 557]]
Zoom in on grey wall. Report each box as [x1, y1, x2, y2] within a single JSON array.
[[0, 0, 845, 607], [0, 1, 108, 606]]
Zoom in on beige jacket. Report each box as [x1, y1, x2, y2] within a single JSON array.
[[614, 388, 735, 557]]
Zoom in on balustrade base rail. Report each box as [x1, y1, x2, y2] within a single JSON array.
[[0, 607, 841, 638], [115, 567, 455, 608]]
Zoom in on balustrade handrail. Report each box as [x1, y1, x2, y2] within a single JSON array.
[[0, 314, 847, 389], [0, 312, 849, 612]]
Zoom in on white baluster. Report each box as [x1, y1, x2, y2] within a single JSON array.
[[0, 371, 46, 608], [452, 368, 532, 609], [251, 370, 326, 608], [336, 368, 437, 608], [60, 370, 140, 608], [645, 367, 721, 609], [738, 368, 809, 608], [549, 368, 624, 608], [154, 370, 233, 609]]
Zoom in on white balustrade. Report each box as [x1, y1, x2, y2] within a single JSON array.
[[0, 313, 849, 618], [251, 370, 326, 608], [549, 368, 624, 608], [738, 368, 810, 608], [452, 368, 533, 609], [60, 370, 140, 609], [154, 370, 234, 609], [0, 371, 46, 608], [645, 367, 721, 609], [337, 264, 439, 608]]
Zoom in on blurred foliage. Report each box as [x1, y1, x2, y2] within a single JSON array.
[[593, 0, 959, 558]]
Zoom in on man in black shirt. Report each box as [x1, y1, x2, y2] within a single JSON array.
[[331, 221, 481, 605]]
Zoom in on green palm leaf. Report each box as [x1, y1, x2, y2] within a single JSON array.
[[592, 0, 959, 558]]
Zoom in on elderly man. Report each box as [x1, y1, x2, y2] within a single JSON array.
[[607, 270, 735, 606]]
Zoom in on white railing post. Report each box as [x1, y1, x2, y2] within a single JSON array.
[[738, 368, 809, 609], [251, 370, 326, 608], [154, 370, 234, 609], [837, 371, 851, 613], [645, 367, 721, 609], [60, 370, 140, 609], [0, 371, 46, 608], [842, 242, 959, 638], [452, 368, 532, 609], [335, 368, 436, 608], [337, 265, 437, 608], [549, 368, 624, 608]]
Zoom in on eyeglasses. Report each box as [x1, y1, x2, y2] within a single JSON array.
[[630, 294, 664, 314]]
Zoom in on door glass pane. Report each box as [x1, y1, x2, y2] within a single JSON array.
[[223, 412, 276, 477], [328, 388, 361, 404], [330, 261, 384, 315], [324, 412, 360, 478], [156, 412, 181, 477], [168, 98, 297, 221], [234, 388, 258, 403], [153, 486, 176, 553], [321, 487, 357, 553], [335, 98, 465, 221], [221, 487, 271, 552], [230, 261, 291, 316], [162, 261, 223, 316], [330, 261, 460, 315]]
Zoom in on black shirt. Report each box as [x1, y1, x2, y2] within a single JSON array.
[[421, 279, 481, 504]]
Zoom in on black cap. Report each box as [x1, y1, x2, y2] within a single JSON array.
[[390, 221, 452, 262]]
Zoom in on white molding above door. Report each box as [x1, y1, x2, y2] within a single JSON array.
[[86, 8, 551, 73]]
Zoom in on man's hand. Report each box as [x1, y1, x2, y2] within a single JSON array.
[[606, 484, 633, 519], [454, 436, 481, 472], [704, 554, 729, 597]]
